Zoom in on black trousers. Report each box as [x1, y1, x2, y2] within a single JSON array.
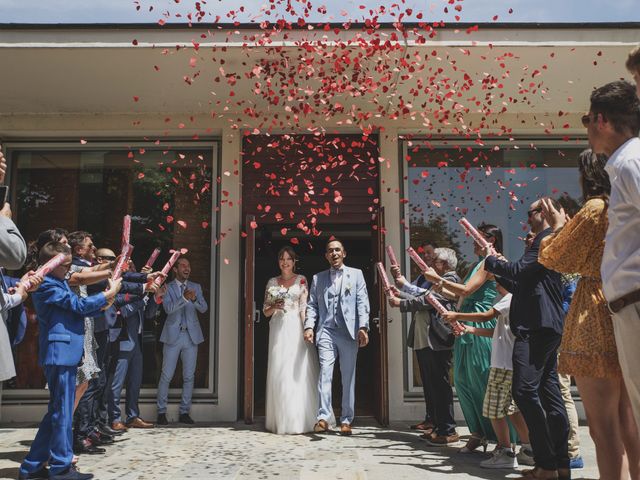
[[93, 330, 112, 429], [416, 347, 456, 436], [512, 329, 569, 470]]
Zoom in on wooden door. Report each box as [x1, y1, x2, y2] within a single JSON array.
[[243, 215, 256, 423], [371, 207, 389, 426]]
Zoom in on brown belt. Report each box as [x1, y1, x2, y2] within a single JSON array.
[[609, 288, 640, 314]]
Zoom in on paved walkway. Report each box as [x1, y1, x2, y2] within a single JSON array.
[[0, 421, 598, 479]]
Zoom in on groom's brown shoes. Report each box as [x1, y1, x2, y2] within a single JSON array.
[[313, 419, 329, 433], [340, 423, 352, 436]]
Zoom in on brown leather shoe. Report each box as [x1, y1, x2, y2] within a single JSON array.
[[340, 423, 352, 436], [126, 417, 154, 429], [313, 419, 329, 433], [111, 421, 128, 432]]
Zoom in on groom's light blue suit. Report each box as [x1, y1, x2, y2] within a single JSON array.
[[305, 265, 370, 425]]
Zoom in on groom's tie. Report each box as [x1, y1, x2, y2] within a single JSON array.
[[180, 282, 187, 329]]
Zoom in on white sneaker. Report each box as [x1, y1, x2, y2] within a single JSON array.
[[516, 446, 535, 466], [480, 447, 519, 469]]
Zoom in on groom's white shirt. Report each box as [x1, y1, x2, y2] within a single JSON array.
[[305, 265, 370, 340]]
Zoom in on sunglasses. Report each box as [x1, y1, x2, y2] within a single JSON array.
[[527, 207, 542, 217], [98, 255, 116, 261], [581, 113, 591, 127]]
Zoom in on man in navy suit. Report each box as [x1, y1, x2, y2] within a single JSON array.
[[19, 242, 120, 480], [484, 198, 569, 478], [75, 248, 160, 448], [156, 258, 208, 425], [107, 276, 161, 430]]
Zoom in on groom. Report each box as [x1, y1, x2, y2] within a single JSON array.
[[304, 238, 370, 435]]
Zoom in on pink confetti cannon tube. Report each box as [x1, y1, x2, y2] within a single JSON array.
[[375, 262, 392, 295], [459, 217, 490, 250], [406, 247, 428, 271], [121, 214, 131, 249], [144, 248, 161, 270], [385, 245, 398, 266], [154, 250, 182, 287], [425, 292, 466, 336], [22, 253, 67, 290], [112, 244, 134, 281]]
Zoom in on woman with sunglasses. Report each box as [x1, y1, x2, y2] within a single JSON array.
[[420, 224, 520, 455], [539, 150, 640, 480]]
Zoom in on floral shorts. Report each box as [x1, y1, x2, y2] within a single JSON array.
[[482, 367, 518, 420]]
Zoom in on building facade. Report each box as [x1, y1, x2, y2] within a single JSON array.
[[0, 22, 637, 423]]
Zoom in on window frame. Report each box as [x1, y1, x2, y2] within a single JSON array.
[[3, 140, 221, 404], [399, 137, 587, 399]]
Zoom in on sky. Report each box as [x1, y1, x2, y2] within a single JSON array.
[[0, 0, 639, 24]]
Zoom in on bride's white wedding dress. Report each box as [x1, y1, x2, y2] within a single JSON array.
[[264, 275, 319, 434]]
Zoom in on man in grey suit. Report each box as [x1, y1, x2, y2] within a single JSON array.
[[156, 258, 208, 425], [0, 148, 28, 413], [0, 148, 27, 270], [304, 238, 370, 436]]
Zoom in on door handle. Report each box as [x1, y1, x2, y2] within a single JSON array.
[[372, 317, 380, 331], [253, 302, 261, 324]]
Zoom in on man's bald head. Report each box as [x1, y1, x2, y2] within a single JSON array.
[[96, 248, 116, 264]]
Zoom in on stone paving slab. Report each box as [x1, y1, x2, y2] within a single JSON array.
[[0, 421, 598, 480]]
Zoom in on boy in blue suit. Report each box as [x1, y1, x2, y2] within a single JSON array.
[[18, 242, 121, 480]]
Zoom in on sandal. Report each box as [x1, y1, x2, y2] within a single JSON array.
[[410, 422, 434, 433], [458, 434, 487, 453]]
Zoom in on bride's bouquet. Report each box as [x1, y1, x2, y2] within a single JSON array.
[[267, 285, 289, 312]]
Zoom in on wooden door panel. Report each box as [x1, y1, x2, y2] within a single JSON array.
[[371, 207, 389, 426], [243, 215, 256, 423]]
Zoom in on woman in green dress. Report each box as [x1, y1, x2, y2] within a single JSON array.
[[423, 224, 516, 452]]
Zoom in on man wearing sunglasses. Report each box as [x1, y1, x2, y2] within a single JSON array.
[[585, 79, 640, 427], [484, 197, 569, 479]]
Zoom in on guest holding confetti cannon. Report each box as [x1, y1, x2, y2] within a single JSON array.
[[539, 150, 640, 480], [389, 241, 437, 432], [419, 223, 515, 453], [18, 242, 121, 480], [387, 247, 459, 445]]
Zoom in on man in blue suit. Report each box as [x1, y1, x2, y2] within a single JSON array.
[[156, 258, 208, 425], [107, 284, 161, 430], [19, 242, 120, 480], [73, 246, 156, 451], [304, 238, 370, 436]]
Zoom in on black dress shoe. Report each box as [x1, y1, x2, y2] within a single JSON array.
[[97, 424, 123, 436], [179, 413, 195, 425], [49, 466, 93, 480], [73, 439, 105, 455], [157, 413, 168, 425], [18, 466, 49, 479], [88, 431, 114, 445]]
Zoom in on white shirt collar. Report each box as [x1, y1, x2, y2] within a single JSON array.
[[606, 137, 640, 173]]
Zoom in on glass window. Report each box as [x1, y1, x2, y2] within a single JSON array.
[[7, 145, 217, 394], [402, 140, 586, 394]]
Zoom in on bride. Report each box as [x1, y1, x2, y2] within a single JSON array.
[[262, 246, 319, 434]]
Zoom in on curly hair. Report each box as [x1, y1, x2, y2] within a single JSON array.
[[577, 149, 610, 202]]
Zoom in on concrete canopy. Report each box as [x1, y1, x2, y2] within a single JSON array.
[[0, 23, 638, 136]]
